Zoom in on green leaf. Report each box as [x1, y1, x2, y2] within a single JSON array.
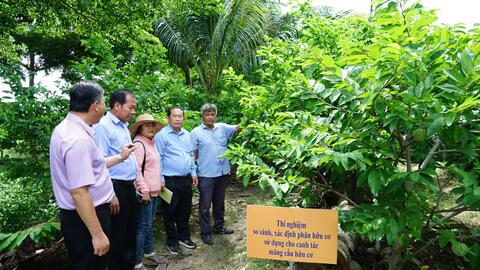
[[321, 55, 336, 68], [331, 152, 349, 170], [427, 117, 444, 137], [386, 218, 398, 244], [452, 96, 480, 113], [410, 172, 420, 182], [0, 233, 18, 251], [300, 186, 315, 207], [368, 169, 382, 196], [439, 230, 454, 248], [443, 68, 464, 84], [12, 232, 29, 250], [437, 84, 461, 94], [258, 177, 268, 190], [458, 147, 479, 158], [357, 170, 368, 187], [465, 243, 480, 267], [444, 112, 456, 126], [242, 174, 251, 187], [452, 241, 469, 257], [451, 167, 477, 187], [414, 82, 424, 97], [460, 51, 474, 76], [463, 193, 480, 207], [411, 172, 437, 192], [265, 176, 283, 200], [279, 183, 290, 193]]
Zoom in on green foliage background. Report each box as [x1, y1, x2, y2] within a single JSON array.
[[0, 0, 479, 268]]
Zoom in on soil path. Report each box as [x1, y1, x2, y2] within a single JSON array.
[[145, 177, 279, 270]]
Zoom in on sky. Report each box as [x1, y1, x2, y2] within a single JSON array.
[[1, 0, 479, 98], [309, 0, 479, 28]]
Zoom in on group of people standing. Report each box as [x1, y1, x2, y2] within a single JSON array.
[[50, 81, 241, 270]]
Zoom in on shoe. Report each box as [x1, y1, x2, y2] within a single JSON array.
[[144, 253, 164, 264], [167, 244, 182, 254], [134, 263, 148, 270], [179, 239, 197, 249], [201, 234, 213, 245], [212, 227, 234, 234]]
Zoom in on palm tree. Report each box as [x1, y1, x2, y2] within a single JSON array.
[[154, 0, 268, 92]]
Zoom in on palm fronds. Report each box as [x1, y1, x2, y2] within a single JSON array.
[[154, 0, 269, 91]]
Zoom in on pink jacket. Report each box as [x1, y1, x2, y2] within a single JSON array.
[[133, 135, 162, 196]]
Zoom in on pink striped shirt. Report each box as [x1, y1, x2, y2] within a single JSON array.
[[133, 135, 162, 196]]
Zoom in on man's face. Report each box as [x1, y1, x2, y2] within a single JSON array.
[[167, 108, 184, 129], [202, 110, 216, 128], [113, 94, 136, 122], [93, 96, 106, 124]]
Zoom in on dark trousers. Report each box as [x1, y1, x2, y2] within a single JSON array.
[[198, 175, 228, 235], [60, 204, 111, 270], [162, 175, 192, 246], [108, 180, 137, 270]]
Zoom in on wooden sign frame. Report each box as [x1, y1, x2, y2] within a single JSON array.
[[247, 205, 338, 264]]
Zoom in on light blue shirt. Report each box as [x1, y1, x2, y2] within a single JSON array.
[[154, 125, 196, 182], [94, 112, 137, 181], [191, 123, 237, 177]]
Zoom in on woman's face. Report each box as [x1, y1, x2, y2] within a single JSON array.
[[140, 122, 156, 139]]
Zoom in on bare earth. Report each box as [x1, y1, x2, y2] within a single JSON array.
[[146, 177, 283, 270]]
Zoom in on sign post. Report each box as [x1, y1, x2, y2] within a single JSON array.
[[247, 205, 338, 264]]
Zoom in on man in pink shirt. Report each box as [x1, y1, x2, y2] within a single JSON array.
[[50, 81, 135, 269]]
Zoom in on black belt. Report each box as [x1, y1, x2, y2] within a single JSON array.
[[165, 174, 191, 178]]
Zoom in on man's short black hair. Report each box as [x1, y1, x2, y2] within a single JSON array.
[[166, 106, 183, 117], [69, 81, 104, 113], [109, 89, 135, 109]]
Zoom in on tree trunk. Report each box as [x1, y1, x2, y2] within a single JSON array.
[[28, 53, 35, 87], [183, 66, 192, 87]]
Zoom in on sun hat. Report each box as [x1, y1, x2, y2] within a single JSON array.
[[129, 113, 164, 137]]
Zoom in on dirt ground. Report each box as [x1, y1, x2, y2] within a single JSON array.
[[146, 176, 287, 270]]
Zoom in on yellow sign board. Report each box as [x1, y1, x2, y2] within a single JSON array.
[[247, 205, 338, 264]]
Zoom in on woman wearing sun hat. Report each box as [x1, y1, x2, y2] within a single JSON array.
[[129, 113, 164, 270]]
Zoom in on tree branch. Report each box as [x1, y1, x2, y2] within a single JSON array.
[[397, 0, 411, 37], [413, 235, 439, 256], [434, 206, 470, 213], [433, 148, 480, 154], [316, 173, 359, 207], [424, 176, 442, 229], [405, 136, 413, 172], [419, 139, 441, 169], [438, 208, 466, 223]]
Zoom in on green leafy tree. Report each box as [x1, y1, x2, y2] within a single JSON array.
[[225, 0, 480, 268], [1, 0, 166, 88]]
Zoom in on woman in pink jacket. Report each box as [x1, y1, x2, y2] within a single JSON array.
[[129, 114, 164, 270]]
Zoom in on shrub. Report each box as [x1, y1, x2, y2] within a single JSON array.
[[0, 176, 58, 233]]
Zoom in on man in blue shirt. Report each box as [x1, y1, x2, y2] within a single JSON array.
[[154, 106, 198, 254], [95, 89, 138, 270], [191, 103, 241, 245]]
